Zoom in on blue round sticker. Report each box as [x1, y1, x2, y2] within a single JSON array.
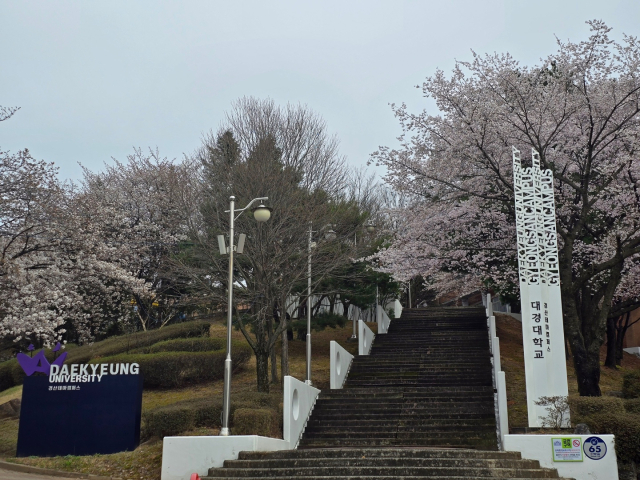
[[583, 436, 607, 460]]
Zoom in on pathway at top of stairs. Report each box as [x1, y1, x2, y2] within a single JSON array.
[[202, 307, 575, 480]]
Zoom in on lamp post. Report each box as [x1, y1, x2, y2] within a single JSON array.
[[350, 222, 376, 339], [306, 223, 313, 385], [305, 223, 336, 385], [220, 195, 271, 437]]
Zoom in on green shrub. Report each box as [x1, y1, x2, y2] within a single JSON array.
[[568, 396, 624, 421], [143, 405, 197, 438], [624, 398, 640, 414], [586, 412, 640, 463], [66, 321, 211, 364], [232, 408, 278, 437], [89, 341, 251, 388], [0, 361, 16, 392], [622, 371, 640, 399], [143, 337, 225, 354], [142, 392, 283, 439], [291, 312, 348, 338]]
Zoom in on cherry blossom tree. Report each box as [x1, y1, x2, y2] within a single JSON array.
[[0, 148, 147, 345], [79, 148, 195, 332], [372, 21, 640, 396]]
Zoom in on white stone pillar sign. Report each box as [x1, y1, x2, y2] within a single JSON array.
[[512, 147, 570, 428]]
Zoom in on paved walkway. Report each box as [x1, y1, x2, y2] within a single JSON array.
[[0, 467, 77, 479]]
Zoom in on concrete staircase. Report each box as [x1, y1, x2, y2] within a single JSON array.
[[203, 307, 573, 480], [300, 307, 496, 449]]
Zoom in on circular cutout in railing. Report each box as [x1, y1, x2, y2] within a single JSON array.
[[336, 351, 341, 375], [292, 388, 299, 421]]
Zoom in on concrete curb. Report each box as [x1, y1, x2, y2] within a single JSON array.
[[0, 460, 122, 479]]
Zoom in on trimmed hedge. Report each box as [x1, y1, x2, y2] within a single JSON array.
[[568, 396, 624, 421], [622, 371, 640, 399], [143, 398, 221, 438], [233, 408, 278, 437], [66, 321, 211, 363], [572, 394, 640, 464], [0, 361, 17, 392], [624, 398, 640, 414], [143, 337, 225, 354], [89, 341, 251, 388], [586, 412, 640, 463], [142, 394, 281, 439]]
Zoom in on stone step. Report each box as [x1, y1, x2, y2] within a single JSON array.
[[324, 386, 494, 394], [305, 413, 496, 422], [223, 458, 542, 469], [315, 395, 496, 403], [296, 439, 488, 449], [305, 424, 496, 433], [300, 430, 495, 440], [205, 476, 575, 480], [205, 466, 561, 478], [237, 449, 522, 460], [306, 418, 495, 426]]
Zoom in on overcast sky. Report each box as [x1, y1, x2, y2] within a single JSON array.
[[2, 1, 639, 181]]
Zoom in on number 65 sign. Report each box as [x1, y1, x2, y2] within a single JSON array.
[[583, 436, 607, 460]]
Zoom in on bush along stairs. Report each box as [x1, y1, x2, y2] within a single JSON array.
[[204, 307, 573, 479]]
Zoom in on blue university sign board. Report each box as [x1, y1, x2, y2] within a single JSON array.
[[16, 345, 143, 457]]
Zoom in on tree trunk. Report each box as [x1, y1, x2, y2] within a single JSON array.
[[256, 349, 270, 393], [342, 300, 351, 319], [312, 295, 325, 316], [573, 350, 602, 396], [270, 345, 278, 384], [268, 318, 279, 385], [605, 316, 617, 369], [562, 290, 602, 396], [616, 312, 633, 366]]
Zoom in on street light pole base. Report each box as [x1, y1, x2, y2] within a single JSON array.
[[219, 427, 230, 436], [304, 380, 312, 386]]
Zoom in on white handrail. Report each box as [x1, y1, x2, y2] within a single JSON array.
[[283, 376, 320, 449], [376, 305, 391, 334], [330, 341, 354, 389], [358, 320, 375, 355], [487, 294, 508, 450]]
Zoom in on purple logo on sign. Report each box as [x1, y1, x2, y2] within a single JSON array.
[[17, 343, 67, 376]]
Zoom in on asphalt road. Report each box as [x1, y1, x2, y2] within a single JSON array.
[[0, 467, 78, 479]]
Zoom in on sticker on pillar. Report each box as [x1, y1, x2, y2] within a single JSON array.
[[551, 437, 583, 462], [583, 436, 607, 460]]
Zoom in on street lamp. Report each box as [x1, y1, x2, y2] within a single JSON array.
[[219, 195, 271, 437], [349, 222, 376, 340], [305, 224, 337, 385]]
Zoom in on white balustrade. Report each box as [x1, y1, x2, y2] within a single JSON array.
[[283, 375, 320, 449], [376, 305, 391, 334], [496, 371, 508, 448], [358, 320, 375, 355], [487, 294, 509, 450], [330, 341, 354, 389]]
